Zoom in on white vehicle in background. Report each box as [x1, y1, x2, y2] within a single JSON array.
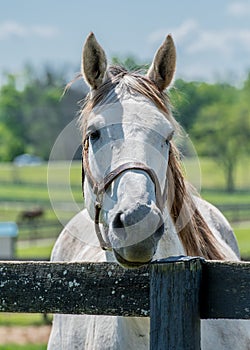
[[13, 153, 43, 166]]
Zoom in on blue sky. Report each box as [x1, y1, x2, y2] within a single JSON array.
[[1, 0, 250, 84]]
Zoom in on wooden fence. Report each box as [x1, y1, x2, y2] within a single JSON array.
[[0, 256, 249, 349]]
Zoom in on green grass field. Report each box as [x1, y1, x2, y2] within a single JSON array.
[[0, 158, 249, 255], [0, 346, 46, 350], [0, 313, 49, 327], [16, 243, 54, 259], [233, 226, 250, 258], [1, 158, 249, 205]]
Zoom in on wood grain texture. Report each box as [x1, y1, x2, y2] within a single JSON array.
[[0, 259, 249, 320], [0, 261, 150, 316], [150, 258, 202, 350], [201, 260, 250, 319]]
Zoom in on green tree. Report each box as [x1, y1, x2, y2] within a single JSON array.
[[0, 66, 85, 161], [21, 66, 84, 160], [0, 75, 26, 160], [172, 79, 238, 132], [191, 96, 250, 192], [111, 56, 148, 72], [0, 123, 24, 161]]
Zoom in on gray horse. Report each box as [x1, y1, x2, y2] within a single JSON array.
[[48, 33, 249, 349]]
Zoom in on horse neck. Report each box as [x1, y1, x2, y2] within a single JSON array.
[[154, 209, 186, 259]]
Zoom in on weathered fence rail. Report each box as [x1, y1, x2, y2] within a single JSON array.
[[0, 256, 249, 349]]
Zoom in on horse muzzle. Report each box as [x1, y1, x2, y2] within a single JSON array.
[[109, 204, 164, 268]]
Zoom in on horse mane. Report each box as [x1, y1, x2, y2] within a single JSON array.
[[80, 65, 225, 260], [167, 143, 225, 260]]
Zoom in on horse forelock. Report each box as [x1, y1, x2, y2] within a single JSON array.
[[79, 65, 178, 133], [80, 65, 226, 261]]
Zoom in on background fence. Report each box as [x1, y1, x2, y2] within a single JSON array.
[[217, 203, 250, 223]]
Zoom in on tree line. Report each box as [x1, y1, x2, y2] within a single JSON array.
[[0, 62, 250, 192], [173, 76, 250, 192], [0, 66, 86, 162]]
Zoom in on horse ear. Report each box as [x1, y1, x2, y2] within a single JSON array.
[[81, 32, 107, 89], [147, 35, 176, 91]]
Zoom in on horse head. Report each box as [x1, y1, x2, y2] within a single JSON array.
[[80, 33, 177, 268]]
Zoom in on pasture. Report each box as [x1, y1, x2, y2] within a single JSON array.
[[0, 160, 249, 347], [0, 346, 46, 350], [0, 157, 249, 257], [0, 157, 249, 346]]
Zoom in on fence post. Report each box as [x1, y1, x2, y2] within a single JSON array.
[[150, 257, 202, 350]]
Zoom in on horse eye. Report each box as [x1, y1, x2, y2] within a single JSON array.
[[90, 130, 100, 141]]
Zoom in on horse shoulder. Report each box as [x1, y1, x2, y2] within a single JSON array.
[[51, 209, 105, 262], [201, 319, 250, 350], [193, 196, 240, 260]]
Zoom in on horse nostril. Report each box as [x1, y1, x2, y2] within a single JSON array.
[[112, 212, 127, 241], [112, 212, 124, 229]]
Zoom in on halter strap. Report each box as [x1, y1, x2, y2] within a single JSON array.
[[82, 138, 165, 250]]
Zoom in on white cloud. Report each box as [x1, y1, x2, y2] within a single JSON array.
[[170, 20, 199, 43], [32, 25, 59, 38], [227, 2, 250, 17], [0, 21, 27, 39], [148, 19, 198, 45], [148, 19, 250, 82], [149, 19, 250, 56], [187, 28, 250, 55], [0, 20, 59, 40], [148, 29, 169, 44]]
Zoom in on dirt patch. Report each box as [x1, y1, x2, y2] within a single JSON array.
[[0, 325, 51, 345]]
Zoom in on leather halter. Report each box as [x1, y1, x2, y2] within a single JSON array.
[[82, 137, 166, 250]]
